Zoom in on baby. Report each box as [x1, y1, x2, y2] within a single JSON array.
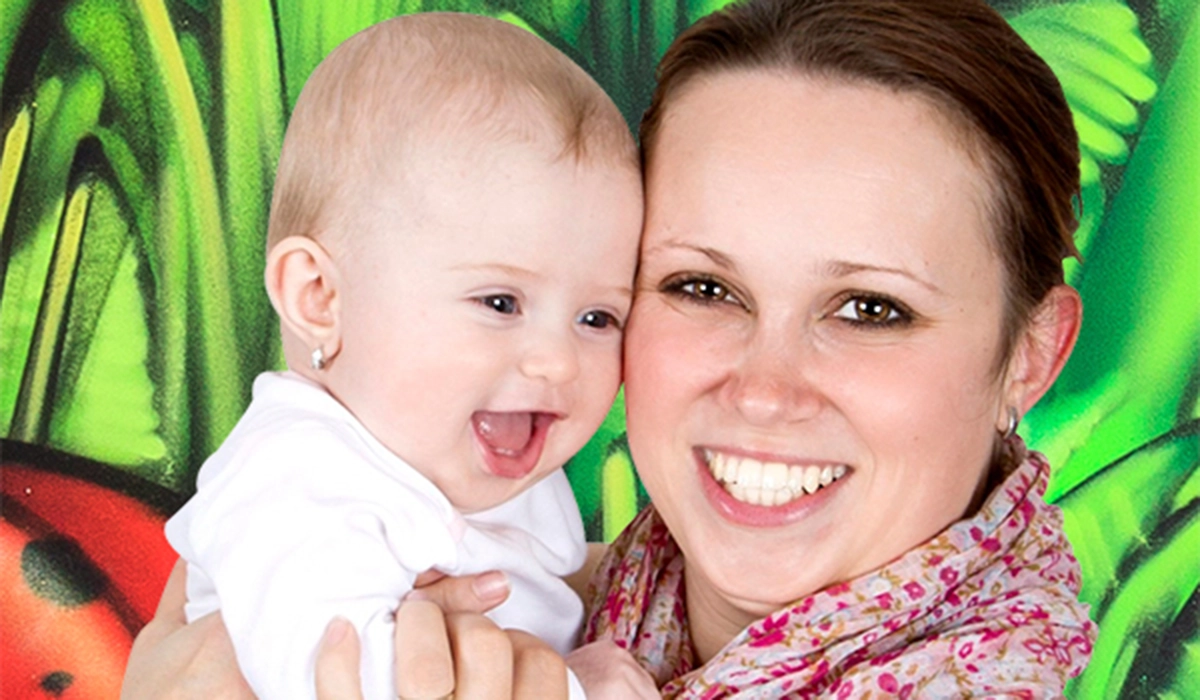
[[165, 13, 649, 699]]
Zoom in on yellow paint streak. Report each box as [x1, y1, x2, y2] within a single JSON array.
[[0, 106, 32, 245]]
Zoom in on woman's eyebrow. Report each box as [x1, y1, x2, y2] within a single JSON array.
[[823, 260, 944, 294], [643, 240, 739, 272]]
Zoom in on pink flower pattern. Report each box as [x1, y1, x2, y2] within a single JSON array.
[[583, 444, 1096, 697]]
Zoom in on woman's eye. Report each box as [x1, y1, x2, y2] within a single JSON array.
[[663, 276, 741, 307], [579, 310, 621, 330], [833, 296, 909, 326], [480, 294, 519, 315], [686, 279, 729, 302]]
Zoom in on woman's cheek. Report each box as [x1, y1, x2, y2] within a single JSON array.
[[627, 302, 726, 410], [626, 304, 700, 457]]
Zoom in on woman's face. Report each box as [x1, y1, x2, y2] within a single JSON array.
[[624, 71, 1014, 628]]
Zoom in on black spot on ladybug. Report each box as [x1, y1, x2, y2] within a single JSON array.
[[39, 671, 74, 696], [20, 536, 108, 606]]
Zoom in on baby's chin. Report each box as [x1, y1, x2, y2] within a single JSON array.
[[446, 477, 533, 514]]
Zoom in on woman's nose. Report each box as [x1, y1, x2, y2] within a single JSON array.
[[722, 344, 823, 426], [519, 329, 580, 385]]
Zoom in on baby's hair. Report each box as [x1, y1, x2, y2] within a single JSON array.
[[267, 13, 635, 249]]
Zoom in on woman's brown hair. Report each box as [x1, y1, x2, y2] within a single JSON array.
[[641, 0, 1080, 360]]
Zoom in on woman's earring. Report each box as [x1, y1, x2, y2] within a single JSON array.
[[1002, 407, 1019, 439], [310, 347, 326, 371]]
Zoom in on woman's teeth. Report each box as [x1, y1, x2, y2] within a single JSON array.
[[704, 450, 847, 506]]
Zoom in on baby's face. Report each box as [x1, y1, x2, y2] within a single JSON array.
[[326, 141, 642, 513]]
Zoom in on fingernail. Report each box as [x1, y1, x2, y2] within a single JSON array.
[[323, 616, 351, 645], [473, 571, 510, 601], [404, 588, 430, 602]]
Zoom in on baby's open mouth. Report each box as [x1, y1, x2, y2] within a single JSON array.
[[704, 449, 848, 507], [472, 411, 557, 479]]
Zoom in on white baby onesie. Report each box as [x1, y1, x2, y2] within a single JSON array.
[[166, 372, 587, 699]]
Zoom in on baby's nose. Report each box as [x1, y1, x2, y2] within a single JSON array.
[[519, 331, 580, 385]]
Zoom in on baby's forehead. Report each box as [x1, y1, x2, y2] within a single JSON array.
[[327, 141, 640, 270], [343, 135, 636, 229]]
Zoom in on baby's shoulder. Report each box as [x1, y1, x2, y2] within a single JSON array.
[[196, 405, 372, 492], [233, 371, 364, 447], [235, 403, 356, 454]]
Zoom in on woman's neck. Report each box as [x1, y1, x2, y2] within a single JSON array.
[[683, 561, 766, 663]]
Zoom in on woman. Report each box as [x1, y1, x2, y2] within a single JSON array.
[[123, 0, 1095, 696], [577, 0, 1095, 694]]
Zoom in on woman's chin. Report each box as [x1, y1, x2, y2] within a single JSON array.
[[682, 537, 832, 623]]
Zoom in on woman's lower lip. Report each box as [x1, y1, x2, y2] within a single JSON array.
[[696, 450, 843, 527]]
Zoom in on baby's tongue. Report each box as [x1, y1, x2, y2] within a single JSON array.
[[473, 411, 534, 454]]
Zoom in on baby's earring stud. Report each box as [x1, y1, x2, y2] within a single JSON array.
[[310, 346, 327, 371]]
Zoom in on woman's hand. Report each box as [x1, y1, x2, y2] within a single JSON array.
[[314, 571, 570, 699], [122, 563, 559, 699], [120, 560, 254, 700], [398, 600, 568, 699]]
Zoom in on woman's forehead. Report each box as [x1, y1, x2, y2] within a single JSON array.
[[648, 75, 989, 220], [653, 72, 974, 170], [639, 71, 1002, 293]]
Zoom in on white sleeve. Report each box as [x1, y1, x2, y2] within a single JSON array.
[[171, 428, 459, 700]]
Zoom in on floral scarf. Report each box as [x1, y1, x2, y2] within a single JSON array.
[[583, 447, 1096, 698]]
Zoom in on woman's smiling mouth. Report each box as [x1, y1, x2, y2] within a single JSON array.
[[701, 448, 849, 507]]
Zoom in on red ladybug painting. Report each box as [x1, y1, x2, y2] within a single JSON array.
[[1, 441, 182, 699]]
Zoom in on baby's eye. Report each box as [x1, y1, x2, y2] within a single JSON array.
[[578, 310, 621, 331], [662, 275, 743, 307], [479, 294, 520, 315], [832, 296, 910, 326]]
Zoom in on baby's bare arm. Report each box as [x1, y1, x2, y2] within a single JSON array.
[[567, 640, 660, 700], [563, 542, 609, 598]]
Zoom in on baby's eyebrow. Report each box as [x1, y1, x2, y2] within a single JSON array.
[[451, 263, 540, 280], [607, 285, 634, 300]]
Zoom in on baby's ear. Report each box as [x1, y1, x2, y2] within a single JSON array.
[[997, 284, 1082, 430], [265, 236, 343, 360]]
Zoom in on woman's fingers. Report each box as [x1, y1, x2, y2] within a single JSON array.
[[394, 600, 456, 699], [508, 630, 568, 700], [393, 592, 567, 700], [445, 612, 514, 700], [315, 617, 364, 700], [408, 570, 511, 614]]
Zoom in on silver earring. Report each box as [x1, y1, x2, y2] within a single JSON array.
[[1002, 407, 1019, 439], [310, 347, 326, 371]]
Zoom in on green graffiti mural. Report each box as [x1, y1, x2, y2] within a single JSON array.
[[1, 0, 1197, 697]]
